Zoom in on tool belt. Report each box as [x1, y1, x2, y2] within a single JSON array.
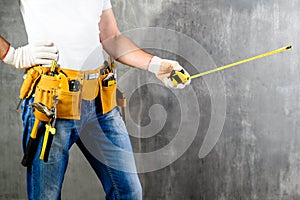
[[19, 60, 125, 121]]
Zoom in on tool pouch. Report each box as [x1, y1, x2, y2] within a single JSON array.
[[116, 88, 126, 108], [34, 74, 81, 121], [116, 88, 126, 122], [56, 89, 81, 120], [33, 75, 58, 121], [99, 74, 117, 114], [82, 75, 99, 101], [19, 67, 43, 99]]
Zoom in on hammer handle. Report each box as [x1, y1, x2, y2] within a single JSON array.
[[21, 119, 40, 167]]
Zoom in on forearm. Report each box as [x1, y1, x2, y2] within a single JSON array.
[[99, 9, 154, 70], [0, 35, 10, 61], [99, 9, 190, 89], [101, 34, 154, 70]]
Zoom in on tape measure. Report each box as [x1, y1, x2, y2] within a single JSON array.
[[170, 45, 292, 86], [170, 69, 190, 86]]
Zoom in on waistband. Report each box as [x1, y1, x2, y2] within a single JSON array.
[[32, 65, 104, 80], [59, 67, 101, 80]]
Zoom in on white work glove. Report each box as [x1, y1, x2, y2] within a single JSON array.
[[148, 56, 191, 89], [2, 41, 58, 69]]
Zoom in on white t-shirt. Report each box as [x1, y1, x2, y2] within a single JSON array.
[[20, 0, 112, 71]]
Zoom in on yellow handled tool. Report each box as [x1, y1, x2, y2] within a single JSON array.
[[39, 94, 58, 162], [49, 60, 58, 76], [57, 71, 69, 91], [39, 123, 56, 161], [170, 45, 292, 85]]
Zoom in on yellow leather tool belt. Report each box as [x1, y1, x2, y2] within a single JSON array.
[[20, 63, 118, 121]]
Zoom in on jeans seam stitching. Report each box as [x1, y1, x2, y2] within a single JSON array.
[[105, 163, 120, 200]]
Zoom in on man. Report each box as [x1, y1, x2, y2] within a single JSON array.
[[1, 0, 190, 199]]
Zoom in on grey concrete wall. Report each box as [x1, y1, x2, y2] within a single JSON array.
[[1, 0, 300, 200]]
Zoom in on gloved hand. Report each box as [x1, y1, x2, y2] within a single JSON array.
[[2, 41, 58, 69], [148, 56, 191, 89]]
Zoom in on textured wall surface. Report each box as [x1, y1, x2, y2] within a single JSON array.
[[1, 0, 300, 200]]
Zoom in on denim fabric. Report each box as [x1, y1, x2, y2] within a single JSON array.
[[21, 97, 142, 200]]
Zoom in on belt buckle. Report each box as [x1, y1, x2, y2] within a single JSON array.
[[85, 73, 99, 80]]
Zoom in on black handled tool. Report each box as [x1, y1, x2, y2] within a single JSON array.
[[21, 118, 41, 167]]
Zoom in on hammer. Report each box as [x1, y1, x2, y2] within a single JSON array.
[[21, 100, 56, 167]]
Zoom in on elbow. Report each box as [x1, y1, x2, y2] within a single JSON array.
[[100, 31, 121, 44], [100, 32, 122, 56]]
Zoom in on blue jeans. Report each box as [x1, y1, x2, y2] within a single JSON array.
[[21, 97, 142, 200]]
